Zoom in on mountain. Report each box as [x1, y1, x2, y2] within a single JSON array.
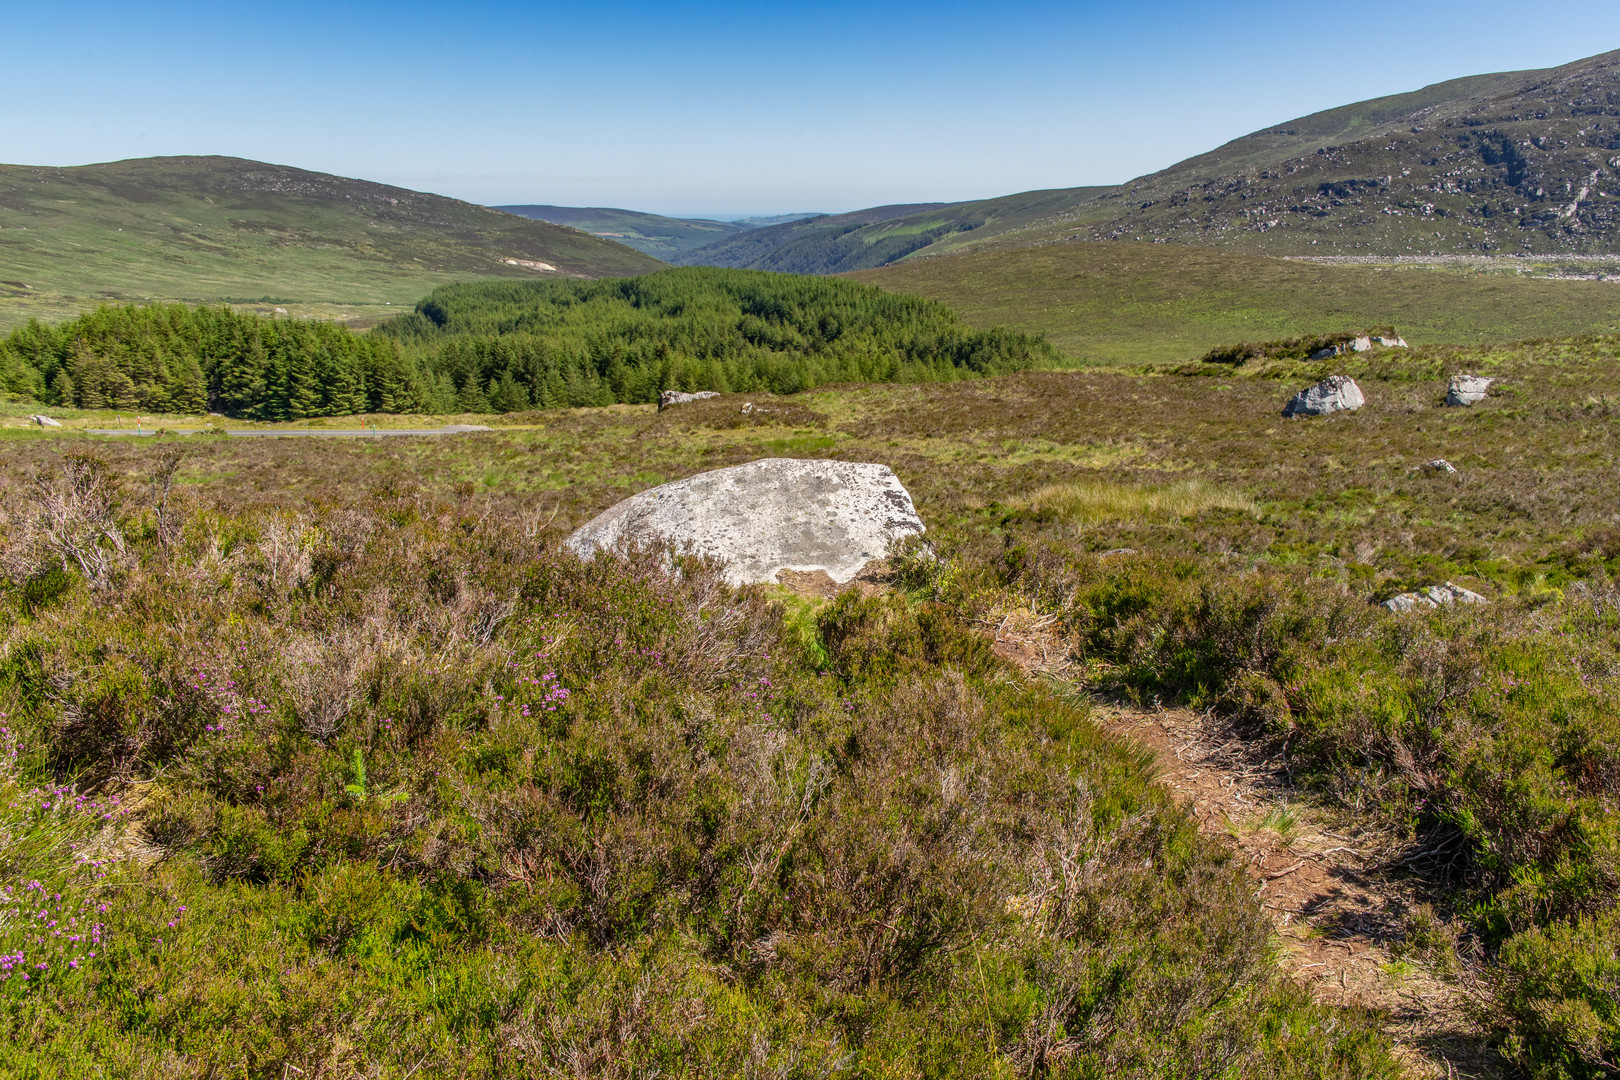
[[1024, 49, 1620, 254], [672, 189, 1113, 274], [493, 205, 753, 260], [0, 156, 664, 329]]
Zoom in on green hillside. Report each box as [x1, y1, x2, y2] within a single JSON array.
[[493, 204, 751, 260], [0, 157, 664, 331], [853, 240, 1620, 363], [676, 190, 1113, 274]]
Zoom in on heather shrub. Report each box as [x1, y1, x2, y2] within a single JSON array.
[[1494, 910, 1620, 1079], [0, 458, 1397, 1077]]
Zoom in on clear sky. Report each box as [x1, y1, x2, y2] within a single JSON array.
[[5, 1, 1619, 218]]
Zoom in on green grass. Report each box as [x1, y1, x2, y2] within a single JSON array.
[[0, 156, 664, 333], [853, 241, 1620, 363]]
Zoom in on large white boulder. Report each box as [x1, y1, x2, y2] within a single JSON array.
[[26, 414, 62, 427], [564, 458, 925, 586], [1283, 375, 1365, 417], [1445, 374, 1493, 407]]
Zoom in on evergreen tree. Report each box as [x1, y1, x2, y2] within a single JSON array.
[[50, 370, 76, 408]]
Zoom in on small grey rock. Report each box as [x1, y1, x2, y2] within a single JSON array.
[[658, 390, 720, 411], [1309, 346, 1341, 361], [1097, 548, 1139, 557], [1422, 459, 1457, 474], [565, 458, 925, 586], [1425, 582, 1487, 605], [1382, 581, 1487, 612], [26, 414, 62, 427], [1283, 375, 1365, 417], [1445, 374, 1493, 407]]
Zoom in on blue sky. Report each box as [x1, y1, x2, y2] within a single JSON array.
[[5, 1, 1619, 217]]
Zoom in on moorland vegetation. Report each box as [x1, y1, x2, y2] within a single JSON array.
[[0, 270, 1061, 419], [4, 327, 1620, 1074]]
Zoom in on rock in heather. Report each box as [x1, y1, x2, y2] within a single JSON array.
[[564, 458, 925, 586], [26, 414, 61, 427], [1381, 581, 1488, 612], [1283, 375, 1365, 417], [658, 390, 720, 411], [1445, 374, 1493, 407]]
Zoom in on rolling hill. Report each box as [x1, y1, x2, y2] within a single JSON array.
[[673, 190, 1113, 273], [493, 205, 756, 260], [0, 156, 664, 330]]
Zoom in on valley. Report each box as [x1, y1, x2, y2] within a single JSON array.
[[7, 40, 1620, 1080]]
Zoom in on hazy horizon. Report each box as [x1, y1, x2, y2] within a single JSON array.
[[5, 2, 1620, 216]]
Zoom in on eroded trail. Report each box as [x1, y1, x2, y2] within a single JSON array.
[[1088, 701, 1500, 1078], [979, 613, 1498, 1077]]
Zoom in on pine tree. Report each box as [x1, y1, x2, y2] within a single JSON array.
[[47, 369, 75, 407], [172, 355, 208, 415]]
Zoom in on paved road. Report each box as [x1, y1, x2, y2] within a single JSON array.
[[82, 426, 491, 438]]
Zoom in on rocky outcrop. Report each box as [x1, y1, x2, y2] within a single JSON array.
[[1309, 334, 1406, 360], [26, 415, 62, 427], [658, 390, 720, 411], [564, 458, 925, 586], [1381, 582, 1488, 612], [1445, 374, 1493, 407], [1283, 375, 1365, 417]]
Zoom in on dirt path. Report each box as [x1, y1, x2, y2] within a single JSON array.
[[1086, 702, 1502, 1077], [979, 618, 1501, 1078]]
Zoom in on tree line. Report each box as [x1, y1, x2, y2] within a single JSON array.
[[0, 269, 1063, 417]]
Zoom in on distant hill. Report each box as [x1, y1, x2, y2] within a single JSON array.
[[1025, 49, 1620, 254], [494, 205, 754, 260], [673, 190, 1113, 274], [676, 49, 1620, 274], [0, 156, 664, 329]]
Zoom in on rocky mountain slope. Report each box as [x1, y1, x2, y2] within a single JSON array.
[[1041, 49, 1620, 254]]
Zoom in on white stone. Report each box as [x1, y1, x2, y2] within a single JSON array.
[[658, 390, 720, 411], [1372, 335, 1408, 348], [1425, 582, 1487, 605], [26, 414, 61, 427], [1282, 375, 1365, 417], [564, 458, 925, 586], [1445, 374, 1493, 407], [1348, 336, 1373, 352], [1423, 459, 1457, 473], [1382, 581, 1487, 612]]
